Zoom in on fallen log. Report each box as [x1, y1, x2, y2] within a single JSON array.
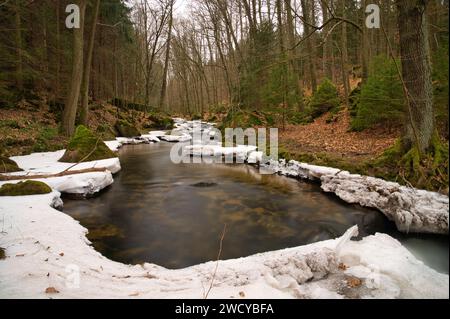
[[0, 167, 108, 181]]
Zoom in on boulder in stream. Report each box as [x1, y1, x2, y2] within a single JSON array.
[[59, 125, 117, 162]]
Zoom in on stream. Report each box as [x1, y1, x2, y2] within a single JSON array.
[[63, 143, 449, 272]]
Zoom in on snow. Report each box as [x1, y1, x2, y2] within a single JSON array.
[[1, 150, 120, 197], [0, 118, 448, 298], [9, 150, 121, 175], [105, 135, 160, 151], [159, 133, 192, 142], [262, 159, 449, 235], [0, 192, 447, 298], [0, 171, 113, 196], [183, 144, 258, 161]]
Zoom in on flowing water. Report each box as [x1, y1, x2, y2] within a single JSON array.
[[63, 143, 449, 272]]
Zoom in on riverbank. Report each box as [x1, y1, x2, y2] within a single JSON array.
[[0, 191, 448, 298], [0, 119, 448, 298]]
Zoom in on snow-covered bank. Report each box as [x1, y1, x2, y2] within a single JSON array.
[[262, 160, 449, 235], [0, 192, 447, 299], [1, 150, 120, 196]]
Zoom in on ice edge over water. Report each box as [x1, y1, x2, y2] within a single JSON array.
[[0, 118, 448, 298]]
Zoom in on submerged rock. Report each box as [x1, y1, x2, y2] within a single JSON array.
[[0, 156, 22, 173], [0, 180, 52, 196], [115, 120, 141, 137], [190, 182, 218, 187], [59, 125, 117, 162]]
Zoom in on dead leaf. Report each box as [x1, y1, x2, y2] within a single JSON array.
[[59, 252, 64, 256], [346, 277, 362, 288], [45, 287, 59, 294], [15, 253, 25, 257], [129, 292, 139, 296], [239, 291, 245, 298], [338, 263, 348, 271]]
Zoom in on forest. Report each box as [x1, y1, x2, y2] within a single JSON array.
[[0, 0, 449, 301], [0, 0, 448, 192]]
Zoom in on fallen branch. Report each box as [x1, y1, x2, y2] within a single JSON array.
[[0, 167, 108, 181]]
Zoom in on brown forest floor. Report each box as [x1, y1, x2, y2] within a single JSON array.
[[279, 108, 399, 164]]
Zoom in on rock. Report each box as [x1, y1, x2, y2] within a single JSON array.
[[59, 125, 117, 162], [146, 113, 174, 130], [0, 180, 52, 196], [114, 120, 141, 137], [0, 247, 5, 259], [190, 182, 217, 187], [0, 156, 22, 173]]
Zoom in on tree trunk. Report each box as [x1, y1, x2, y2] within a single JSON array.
[[158, 0, 174, 110], [80, 0, 101, 125], [55, 0, 61, 100], [361, 0, 369, 83], [284, 0, 304, 111], [340, 0, 350, 105], [397, 0, 434, 153], [300, 0, 317, 92], [61, 0, 86, 136], [15, 0, 23, 91], [320, 0, 333, 80]]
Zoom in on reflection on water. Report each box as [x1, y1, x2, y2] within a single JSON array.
[[63, 143, 449, 272]]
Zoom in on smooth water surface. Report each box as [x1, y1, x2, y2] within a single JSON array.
[[63, 143, 449, 272]]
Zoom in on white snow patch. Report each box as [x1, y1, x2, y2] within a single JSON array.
[[0, 193, 447, 299]]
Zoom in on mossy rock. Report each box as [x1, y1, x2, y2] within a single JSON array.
[[114, 120, 141, 137], [0, 180, 52, 196], [59, 125, 117, 162], [0, 156, 22, 173], [147, 114, 174, 130]]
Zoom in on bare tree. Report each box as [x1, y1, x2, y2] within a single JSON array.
[[61, 0, 87, 136]]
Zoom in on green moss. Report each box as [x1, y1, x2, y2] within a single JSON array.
[[0, 180, 52, 196], [366, 136, 449, 191], [59, 125, 117, 162], [147, 113, 174, 130], [114, 119, 141, 137], [0, 120, 21, 129], [33, 127, 65, 153], [219, 109, 275, 130], [0, 156, 22, 173]]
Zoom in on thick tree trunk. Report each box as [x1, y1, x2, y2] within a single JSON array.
[[61, 0, 86, 136], [80, 0, 101, 125], [396, 0, 434, 153]]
